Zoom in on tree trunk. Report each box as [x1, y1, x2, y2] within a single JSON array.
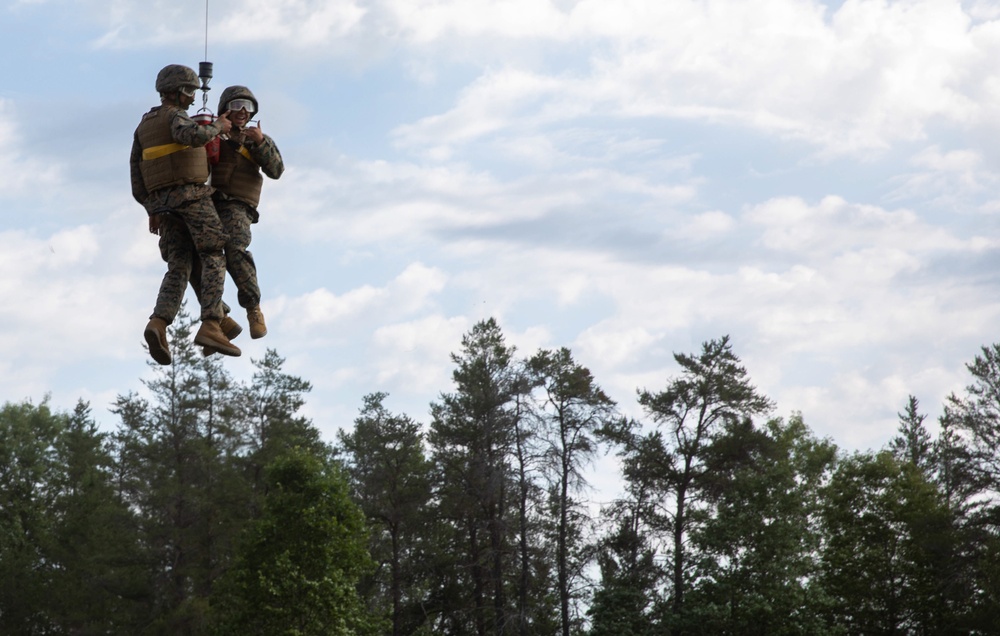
[[470, 523, 487, 636], [391, 523, 401, 636], [672, 482, 687, 634]]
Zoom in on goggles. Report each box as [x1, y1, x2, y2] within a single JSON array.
[[227, 99, 256, 114], [178, 85, 198, 98]]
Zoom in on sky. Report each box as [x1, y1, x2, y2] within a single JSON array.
[[4, 0, 1000, 497]]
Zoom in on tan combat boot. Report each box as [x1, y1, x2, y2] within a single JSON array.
[[247, 305, 267, 339], [220, 315, 243, 340], [194, 320, 241, 357], [143, 317, 172, 365], [202, 315, 244, 357]]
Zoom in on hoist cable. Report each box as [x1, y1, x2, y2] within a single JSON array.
[[204, 0, 209, 60], [201, 0, 211, 111]]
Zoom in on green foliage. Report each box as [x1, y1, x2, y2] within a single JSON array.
[[889, 395, 933, 470], [0, 399, 65, 633], [528, 346, 617, 636], [685, 415, 837, 635], [819, 451, 954, 634], [47, 401, 150, 632], [427, 318, 525, 635], [339, 392, 434, 635], [633, 335, 775, 631], [13, 319, 1000, 634], [587, 510, 660, 636], [0, 399, 149, 633], [211, 450, 379, 635]]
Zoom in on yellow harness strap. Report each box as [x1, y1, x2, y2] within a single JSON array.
[[142, 143, 190, 161], [238, 145, 257, 164]]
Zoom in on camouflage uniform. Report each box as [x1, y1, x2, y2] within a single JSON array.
[[130, 106, 229, 323], [212, 131, 284, 309], [206, 85, 284, 311]]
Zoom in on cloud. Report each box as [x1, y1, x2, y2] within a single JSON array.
[[745, 195, 972, 258], [886, 145, 998, 206], [274, 262, 447, 337], [384, 0, 998, 157], [76, 0, 1000, 161], [0, 100, 62, 196], [90, 0, 367, 49], [8, 0, 1000, 465]]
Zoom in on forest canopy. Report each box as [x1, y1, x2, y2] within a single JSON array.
[[1, 314, 998, 635]]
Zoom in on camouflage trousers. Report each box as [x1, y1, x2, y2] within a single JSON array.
[[217, 198, 260, 309], [151, 197, 228, 323], [190, 198, 260, 311]]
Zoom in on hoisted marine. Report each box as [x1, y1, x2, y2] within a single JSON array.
[[208, 85, 284, 340], [129, 64, 240, 364]]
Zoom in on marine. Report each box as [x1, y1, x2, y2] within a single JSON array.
[[129, 64, 241, 364], [209, 85, 284, 340]]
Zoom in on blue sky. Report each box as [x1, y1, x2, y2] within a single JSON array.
[[4, 0, 1000, 487]]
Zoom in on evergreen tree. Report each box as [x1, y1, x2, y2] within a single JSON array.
[[592, 415, 672, 635], [47, 401, 149, 633], [946, 343, 1000, 492], [587, 507, 659, 636], [339, 392, 434, 636], [427, 318, 523, 635], [632, 336, 773, 634], [934, 344, 1000, 630], [235, 348, 324, 501], [110, 312, 249, 634], [889, 395, 933, 470], [508, 369, 556, 636], [528, 347, 616, 636]]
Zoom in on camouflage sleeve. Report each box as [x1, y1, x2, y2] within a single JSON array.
[[170, 110, 224, 148], [249, 134, 284, 180], [129, 132, 148, 205]]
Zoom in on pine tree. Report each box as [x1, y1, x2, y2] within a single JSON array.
[[339, 392, 433, 635], [889, 395, 932, 470], [110, 312, 248, 634], [427, 318, 523, 634], [632, 336, 773, 634], [528, 347, 616, 636]]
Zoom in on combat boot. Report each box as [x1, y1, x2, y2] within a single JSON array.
[[194, 320, 241, 357], [202, 315, 244, 357], [143, 317, 172, 365], [247, 305, 267, 339], [220, 315, 243, 340]]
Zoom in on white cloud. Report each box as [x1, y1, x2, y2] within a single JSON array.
[[887, 145, 996, 205], [7, 0, 1000, 464], [371, 314, 469, 390], [0, 100, 62, 196], [275, 262, 447, 335], [680, 210, 736, 237], [745, 195, 972, 257], [79, 0, 1000, 160], [90, 0, 367, 49], [385, 0, 568, 42], [382, 0, 997, 157]]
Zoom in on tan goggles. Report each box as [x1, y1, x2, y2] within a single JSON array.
[[227, 99, 255, 113], [178, 85, 198, 97]]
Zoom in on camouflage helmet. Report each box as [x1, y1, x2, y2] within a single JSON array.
[[155, 64, 200, 94], [218, 85, 259, 117]]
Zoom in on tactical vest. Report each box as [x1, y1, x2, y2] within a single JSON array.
[[212, 139, 263, 208], [136, 106, 209, 193]]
